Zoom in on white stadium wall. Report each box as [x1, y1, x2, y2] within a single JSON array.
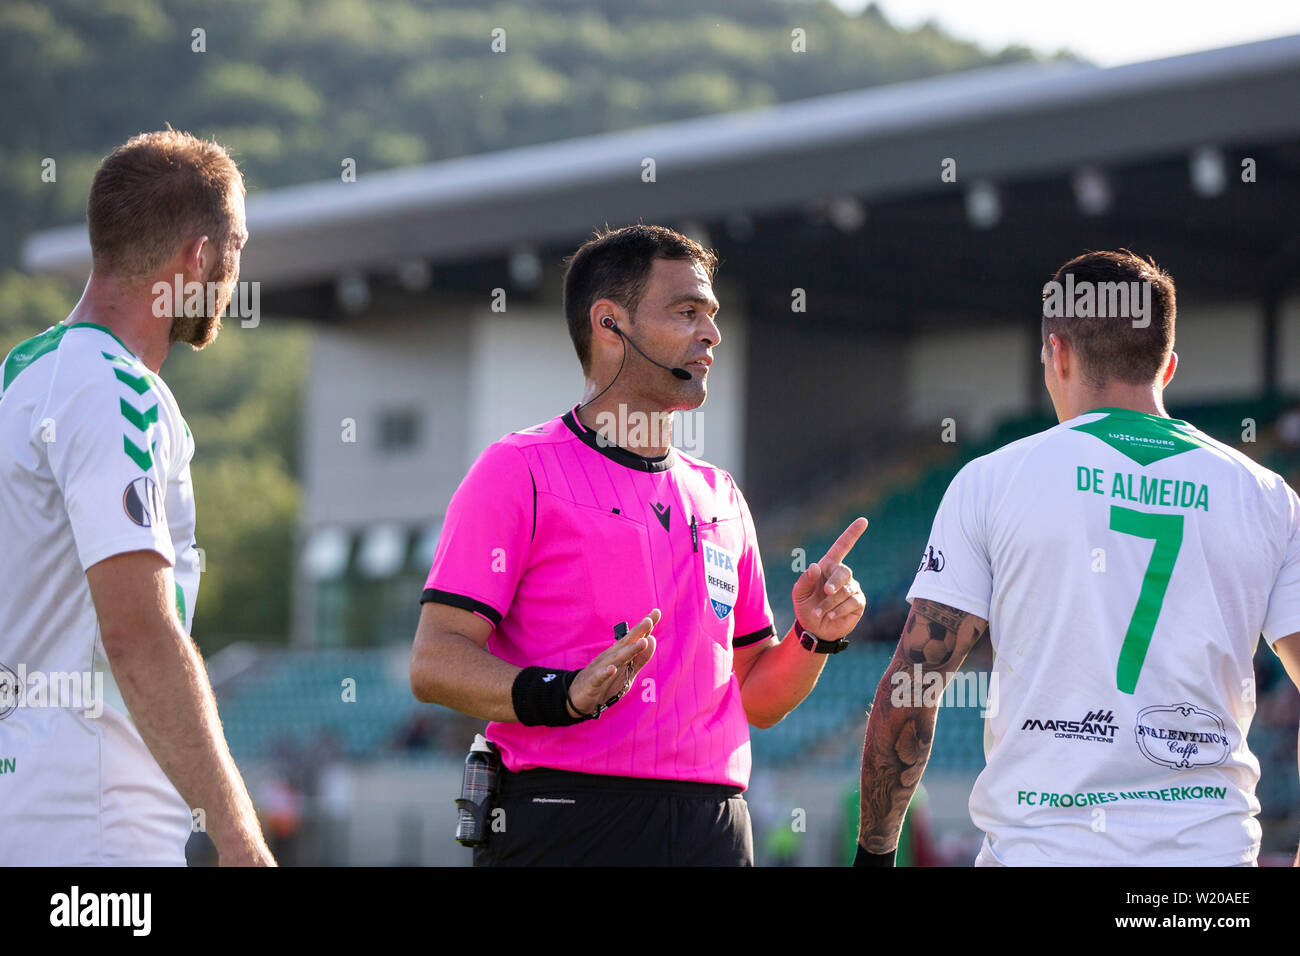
[[1163, 305, 1262, 402], [466, 306, 585, 454], [300, 307, 473, 530], [904, 324, 1032, 440]]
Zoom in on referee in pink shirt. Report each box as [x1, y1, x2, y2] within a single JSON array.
[[410, 224, 867, 866]]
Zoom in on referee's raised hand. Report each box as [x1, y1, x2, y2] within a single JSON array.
[[566, 609, 660, 718], [793, 517, 868, 642]]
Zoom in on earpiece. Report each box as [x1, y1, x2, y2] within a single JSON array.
[[590, 313, 692, 385]]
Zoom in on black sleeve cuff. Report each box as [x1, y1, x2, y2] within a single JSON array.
[[733, 624, 775, 648], [853, 844, 896, 867], [420, 588, 503, 626]]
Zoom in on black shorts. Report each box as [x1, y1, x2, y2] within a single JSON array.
[[472, 767, 754, 867]]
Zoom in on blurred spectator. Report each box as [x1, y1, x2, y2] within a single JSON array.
[[394, 712, 439, 751], [1278, 408, 1300, 448], [257, 776, 304, 864]]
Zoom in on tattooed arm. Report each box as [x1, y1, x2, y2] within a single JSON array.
[[1272, 631, 1300, 867], [856, 598, 989, 862]]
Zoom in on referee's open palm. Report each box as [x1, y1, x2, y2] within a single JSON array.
[[567, 609, 659, 718]]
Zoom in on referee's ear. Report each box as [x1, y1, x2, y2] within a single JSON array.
[[589, 298, 627, 358], [590, 298, 627, 329]]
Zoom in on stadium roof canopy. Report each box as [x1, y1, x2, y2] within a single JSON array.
[[23, 33, 1300, 291]]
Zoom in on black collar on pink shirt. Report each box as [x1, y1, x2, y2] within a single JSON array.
[[561, 404, 677, 473]]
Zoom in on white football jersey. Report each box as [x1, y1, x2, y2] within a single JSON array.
[[0, 321, 200, 865], [907, 406, 1300, 866]]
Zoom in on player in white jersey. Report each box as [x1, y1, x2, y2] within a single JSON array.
[[855, 250, 1300, 867], [0, 130, 272, 865]]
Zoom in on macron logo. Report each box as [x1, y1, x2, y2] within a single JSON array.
[[50, 885, 151, 936], [542, 673, 556, 683]]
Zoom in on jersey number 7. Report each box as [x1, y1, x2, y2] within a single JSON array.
[[1109, 505, 1184, 694]]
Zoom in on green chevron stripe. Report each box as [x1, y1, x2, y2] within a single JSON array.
[[101, 351, 135, 368], [123, 435, 155, 471], [114, 367, 152, 395], [119, 397, 159, 432]]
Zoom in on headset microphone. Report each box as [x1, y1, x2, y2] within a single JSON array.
[[579, 316, 694, 412], [601, 316, 692, 380]]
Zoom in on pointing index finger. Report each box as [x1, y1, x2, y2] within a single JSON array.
[[820, 516, 868, 569]]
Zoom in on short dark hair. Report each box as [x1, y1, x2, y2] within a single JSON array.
[[562, 224, 719, 374], [1042, 249, 1176, 388], [88, 128, 244, 279]]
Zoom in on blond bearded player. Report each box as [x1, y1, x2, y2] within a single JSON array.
[[0, 130, 273, 866]]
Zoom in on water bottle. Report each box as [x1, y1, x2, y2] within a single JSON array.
[[454, 734, 498, 847]]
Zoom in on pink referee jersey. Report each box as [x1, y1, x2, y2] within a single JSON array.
[[422, 403, 776, 788]]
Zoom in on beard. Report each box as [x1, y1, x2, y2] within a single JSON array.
[[170, 250, 236, 349], [169, 310, 223, 349]]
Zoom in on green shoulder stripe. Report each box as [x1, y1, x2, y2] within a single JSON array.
[[2, 323, 72, 391], [1, 324, 143, 395]]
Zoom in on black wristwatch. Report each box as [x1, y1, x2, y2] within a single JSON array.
[[794, 619, 850, 654]]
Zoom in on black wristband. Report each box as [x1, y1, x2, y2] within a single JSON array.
[[853, 844, 896, 867], [563, 670, 603, 721], [511, 666, 584, 726]]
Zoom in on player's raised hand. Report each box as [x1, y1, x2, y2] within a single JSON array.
[[566, 609, 659, 717], [793, 517, 868, 642]]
